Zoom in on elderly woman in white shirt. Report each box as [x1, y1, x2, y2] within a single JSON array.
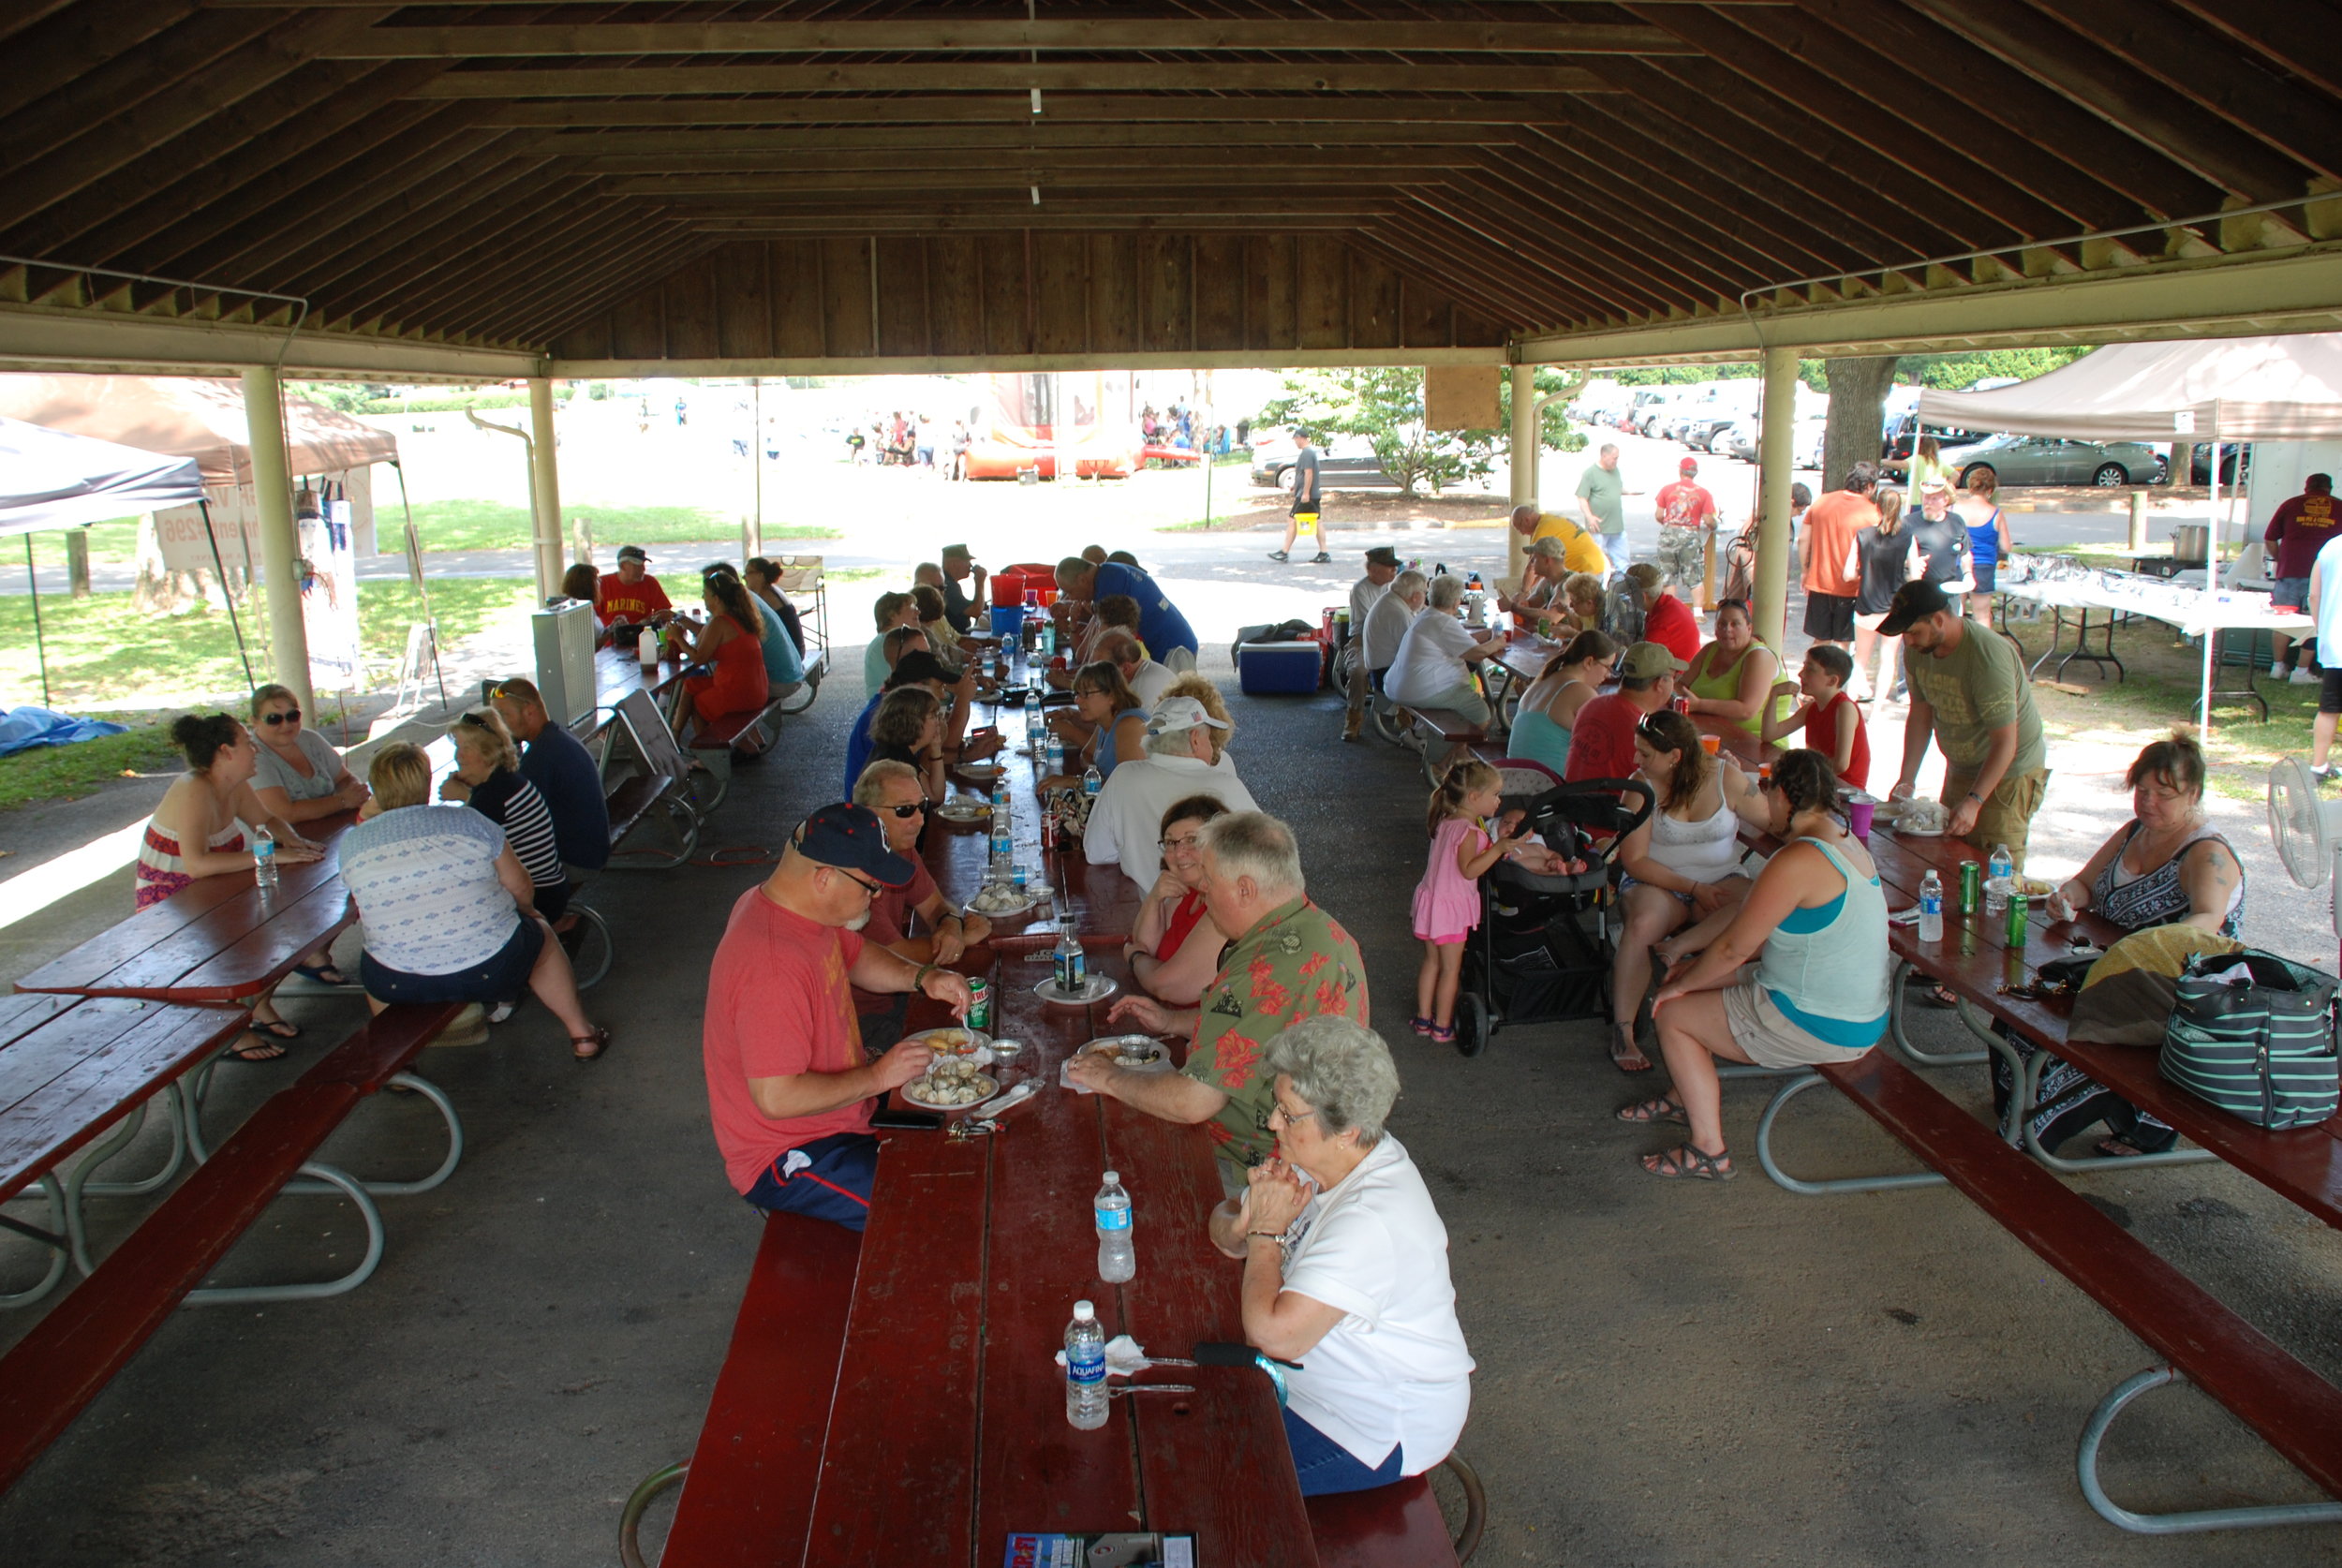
[[1210, 1016, 1475, 1496], [1385, 573, 1507, 727]]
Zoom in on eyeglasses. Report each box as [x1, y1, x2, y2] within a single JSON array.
[[837, 870, 885, 899], [881, 802, 926, 819], [261, 708, 301, 726], [1157, 834, 1203, 853], [1270, 1101, 1320, 1127]]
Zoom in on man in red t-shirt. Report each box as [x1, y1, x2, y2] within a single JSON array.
[[1797, 464, 1878, 650], [1653, 456, 1721, 603], [702, 803, 971, 1230], [1564, 642, 1686, 784], [1627, 562, 1702, 666], [848, 760, 994, 1044], [2265, 472, 2336, 679], [597, 544, 673, 629]]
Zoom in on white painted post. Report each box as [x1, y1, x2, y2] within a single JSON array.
[[1753, 346, 1799, 652], [527, 377, 563, 600], [1507, 362, 1536, 587], [240, 364, 314, 713]]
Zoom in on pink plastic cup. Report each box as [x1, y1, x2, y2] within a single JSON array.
[[1848, 799, 1875, 841]]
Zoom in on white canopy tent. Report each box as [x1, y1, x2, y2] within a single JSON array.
[[1920, 334, 2342, 738]]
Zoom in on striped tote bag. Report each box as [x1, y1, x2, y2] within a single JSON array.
[[2159, 950, 2340, 1130]]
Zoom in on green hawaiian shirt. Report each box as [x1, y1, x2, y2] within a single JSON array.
[[1179, 896, 1370, 1168]]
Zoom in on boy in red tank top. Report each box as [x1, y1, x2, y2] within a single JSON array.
[[1762, 644, 1870, 790]]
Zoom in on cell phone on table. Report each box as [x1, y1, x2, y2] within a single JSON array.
[[871, 1105, 943, 1132]]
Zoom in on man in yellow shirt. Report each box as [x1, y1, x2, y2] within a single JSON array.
[[1511, 505, 1608, 577]]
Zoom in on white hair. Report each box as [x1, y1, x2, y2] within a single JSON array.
[[1201, 810, 1304, 898], [1391, 570, 1429, 601], [1266, 1017, 1399, 1145], [1427, 574, 1466, 611]]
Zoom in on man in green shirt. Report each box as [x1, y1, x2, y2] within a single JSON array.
[[1575, 443, 1628, 568], [1881, 581, 2049, 867], [1064, 810, 1369, 1190]]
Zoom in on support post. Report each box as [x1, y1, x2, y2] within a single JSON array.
[[241, 364, 313, 714], [1507, 362, 1536, 586], [1753, 346, 1799, 651], [2129, 489, 2150, 552], [527, 377, 564, 600]]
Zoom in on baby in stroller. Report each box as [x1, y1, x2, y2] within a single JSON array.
[[1410, 760, 1586, 1043]]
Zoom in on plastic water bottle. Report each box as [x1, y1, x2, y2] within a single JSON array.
[[252, 826, 278, 891], [1065, 1300, 1108, 1429], [990, 808, 1013, 871], [1045, 732, 1065, 773], [1024, 693, 1044, 748], [1095, 1171, 1134, 1283], [1984, 843, 2014, 917], [1918, 870, 1944, 944], [1054, 926, 1086, 994], [1082, 764, 1102, 799]]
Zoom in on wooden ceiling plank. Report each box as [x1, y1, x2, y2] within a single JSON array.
[[479, 95, 1562, 127], [1789, 0, 2220, 218], [2023, 0, 2342, 186], [1494, 134, 1797, 288], [294, 162, 575, 305], [0, 7, 285, 169], [1362, 213, 1575, 325], [194, 129, 523, 282], [539, 122, 1511, 154], [1628, 3, 2136, 231], [574, 144, 1486, 175], [677, 214, 1381, 232], [2162, 0, 2342, 94], [355, 192, 640, 330], [1440, 165, 1737, 309], [1346, 229, 1529, 332], [396, 206, 664, 336], [1898, 0, 2306, 201], [90, 98, 464, 272], [0, 7, 400, 236], [408, 62, 1614, 96], [1396, 191, 1644, 317], [0, 0, 197, 119], [276, 151, 563, 302], [604, 167, 1447, 196], [485, 230, 715, 345], [1581, 69, 1954, 259], [323, 19, 1690, 57]]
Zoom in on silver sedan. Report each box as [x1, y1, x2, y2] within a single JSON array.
[[1945, 434, 2162, 488]]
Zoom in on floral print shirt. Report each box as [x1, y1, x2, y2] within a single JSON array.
[[1179, 896, 1369, 1168]]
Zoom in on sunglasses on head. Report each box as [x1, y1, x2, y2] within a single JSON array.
[[261, 708, 301, 725]]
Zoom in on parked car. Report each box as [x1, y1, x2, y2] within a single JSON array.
[[1717, 422, 1756, 463], [1248, 432, 1397, 492], [1881, 413, 1988, 461], [2187, 442, 2249, 486], [1944, 434, 2162, 488]]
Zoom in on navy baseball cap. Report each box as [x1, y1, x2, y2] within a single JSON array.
[[793, 803, 915, 886]]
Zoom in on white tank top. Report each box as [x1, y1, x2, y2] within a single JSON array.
[[1644, 790, 1742, 882]]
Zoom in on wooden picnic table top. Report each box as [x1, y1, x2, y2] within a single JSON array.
[[16, 814, 363, 1004], [797, 948, 1315, 1568], [0, 992, 251, 1206]]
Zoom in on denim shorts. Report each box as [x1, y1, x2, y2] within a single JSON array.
[[361, 919, 542, 1005], [2274, 575, 2313, 613]]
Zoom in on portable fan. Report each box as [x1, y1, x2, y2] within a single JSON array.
[[2266, 758, 2342, 954]]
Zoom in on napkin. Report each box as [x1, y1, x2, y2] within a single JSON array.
[[1054, 1334, 1154, 1378]]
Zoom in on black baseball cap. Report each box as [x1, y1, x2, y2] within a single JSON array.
[[1877, 580, 1954, 637], [1365, 545, 1400, 567], [886, 650, 956, 688], [793, 803, 914, 886]]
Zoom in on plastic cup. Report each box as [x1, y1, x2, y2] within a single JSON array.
[[1848, 799, 1875, 840], [1698, 733, 1721, 756]]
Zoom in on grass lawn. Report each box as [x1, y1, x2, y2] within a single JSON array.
[[0, 578, 540, 712], [408, 498, 837, 554], [0, 717, 185, 813]]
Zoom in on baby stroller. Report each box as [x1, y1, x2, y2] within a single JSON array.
[[1451, 761, 1655, 1057]]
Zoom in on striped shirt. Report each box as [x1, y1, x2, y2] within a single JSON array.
[[342, 805, 519, 976], [466, 767, 563, 891]]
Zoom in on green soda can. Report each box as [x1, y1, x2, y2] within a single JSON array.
[[1957, 860, 1981, 916], [966, 976, 993, 1034], [2005, 894, 2028, 948]]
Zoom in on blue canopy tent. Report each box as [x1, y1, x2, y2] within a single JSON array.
[[0, 416, 213, 711]]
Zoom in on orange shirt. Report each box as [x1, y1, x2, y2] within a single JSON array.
[[1801, 491, 1873, 598]]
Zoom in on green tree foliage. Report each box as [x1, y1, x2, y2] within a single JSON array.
[[1895, 348, 2091, 388], [1502, 365, 1591, 456], [1257, 367, 1501, 497]]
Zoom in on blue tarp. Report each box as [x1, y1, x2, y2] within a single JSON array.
[[0, 706, 130, 757]]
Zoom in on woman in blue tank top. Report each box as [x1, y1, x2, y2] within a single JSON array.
[[1504, 629, 1618, 776], [1614, 749, 1890, 1181]]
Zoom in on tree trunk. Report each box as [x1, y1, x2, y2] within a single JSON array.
[[1821, 355, 1900, 495], [64, 531, 90, 598]]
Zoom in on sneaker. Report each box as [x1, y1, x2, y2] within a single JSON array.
[[1310, 552, 1332, 564], [2314, 763, 2341, 784], [1267, 550, 1290, 562], [2290, 667, 2320, 685]]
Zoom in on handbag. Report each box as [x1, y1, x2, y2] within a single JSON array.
[[2158, 949, 2340, 1129]]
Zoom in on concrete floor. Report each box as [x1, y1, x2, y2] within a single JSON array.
[[2, 658, 2339, 1567]]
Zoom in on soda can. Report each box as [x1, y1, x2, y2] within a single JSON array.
[[966, 977, 993, 1034], [1958, 860, 1981, 915], [2005, 894, 2028, 948]]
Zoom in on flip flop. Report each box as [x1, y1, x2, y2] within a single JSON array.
[[223, 1033, 289, 1062], [249, 1017, 301, 1041], [291, 961, 348, 986]]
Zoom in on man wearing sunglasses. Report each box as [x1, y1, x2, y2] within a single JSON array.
[[846, 760, 993, 1048], [704, 802, 973, 1232]]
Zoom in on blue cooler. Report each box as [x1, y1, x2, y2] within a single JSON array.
[[988, 604, 1026, 638], [1237, 641, 1325, 695]]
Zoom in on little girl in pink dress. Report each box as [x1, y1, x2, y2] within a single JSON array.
[[1411, 761, 1533, 1043]]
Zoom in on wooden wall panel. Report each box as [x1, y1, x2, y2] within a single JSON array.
[[1193, 235, 1245, 351], [1245, 234, 1296, 350], [1348, 252, 1401, 349], [663, 255, 720, 361], [1140, 234, 1192, 354], [1033, 234, 1087, 354], [820, 236, 875, 357], [1087, 233, 1139, 355], [980, 232, 1028, 357], [874, 237, 929, 357], [928, 236, 985, 357], [1295, 241, 1346, 350], [610, 285, 664, 361], [551, 318, 609, 361], [715, 243, 771, 359], [772, 238, 826, 357], [1452, 308, 1502, 348], [1400, 279, 1450, 348]]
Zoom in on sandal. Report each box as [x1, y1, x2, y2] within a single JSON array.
[[1427, 1022, 1456, 1044], [1608, 1025, 1653, 1073], [1615, 1095, 1687, 1126], [2096, 1135, 2150, 1160], [1905, 975, 1955, 1009], [1640, 1143, 1735, 1181], [223, 1032, 289, 1063], [1409, 1015, 1435, 1038], [249, 1017, 301, 1041], [571, 1027, 612, 1063], [291, 960, 348, 986]]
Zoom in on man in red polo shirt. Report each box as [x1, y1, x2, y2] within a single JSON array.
[[702, 802, 971, 1231], [597, 544, 672, 629], [1653, 456, 1720, 604], [1564, 642, 1686, 783]]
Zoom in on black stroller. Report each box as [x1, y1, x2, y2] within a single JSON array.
[[1451, 762, 1655, 1057]]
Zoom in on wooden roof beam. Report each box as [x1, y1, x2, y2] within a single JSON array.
[[1498, 131, 1808, 284], [677, 214, 1382, 233], [347, 200, 660, 338], [196, 128, 524, 281], [322, 19, 1690, 58], [607, 169, 1443, 197], [1345, 230, 1533, 335], [1899, 0, 2308, 201], [1394, 192, 1641, 318], [535, 123, 1513, 155], [478, 95, 1566, 128], [0, 7, 285, 169], [350, 185, 638, 327], [0, 0, 195, 120], [290, 159, 572, 303], [1440, 165, 1739, 309], [483, 229, 715, 345], [408, 62, 1615, 97], [662, 192, 1403, 217], [1362, 214, 1580, 326], [572, 144, 1487, 176]]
